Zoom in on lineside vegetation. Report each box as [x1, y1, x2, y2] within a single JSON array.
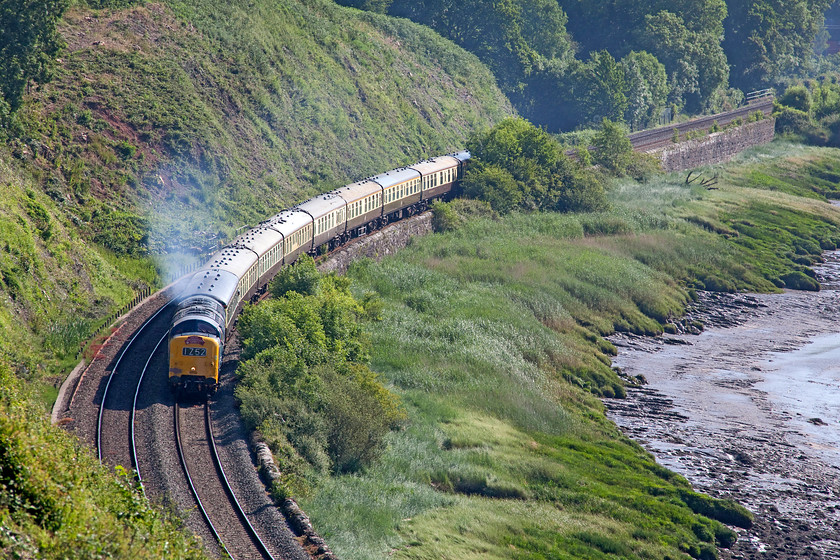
[[291, 137, 840, 559]]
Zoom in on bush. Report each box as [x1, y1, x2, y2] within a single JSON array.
[[464, 118, 610, 214], [779, 271, 820, 291], [271, 254, 320, 297], [237, 265, 403, 481], [700, 275, 735, 293], [778, 85, 811, 113], [773, 105, 812, 136], [322, 364, 404, 473], [430, 200, 463, 233], [680, 490, 754, 528], [553, 168, 609, 213], [591, 118, 633, 174], [461, 164, 522, 214]]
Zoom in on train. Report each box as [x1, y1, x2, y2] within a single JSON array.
[[168, 151, 470, 397]]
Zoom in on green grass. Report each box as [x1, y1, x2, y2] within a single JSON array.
[[0, 151, 149, 377], [299, 144, 840, 560], [0, 364, 209, 560], [15, 0, 511, 257]]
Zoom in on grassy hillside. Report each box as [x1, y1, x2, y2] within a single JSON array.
[[0, 2, 510, 556], [1, 0, 511, 373], [0, 149, 157, 381], [296, 142, 840, 559], [15, 0, 510, 259]]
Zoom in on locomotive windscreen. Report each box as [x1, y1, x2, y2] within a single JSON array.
[[170, 319, 221, 338]]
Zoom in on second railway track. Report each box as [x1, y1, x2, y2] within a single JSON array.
[[629, 97, 775, 152]]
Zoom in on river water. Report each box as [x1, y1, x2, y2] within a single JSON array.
[[606, 252, 840, 559]]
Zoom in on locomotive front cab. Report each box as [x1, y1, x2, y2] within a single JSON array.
[[168, 313, 223, 397]]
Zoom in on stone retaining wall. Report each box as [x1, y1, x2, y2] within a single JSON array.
[[318, 212, 433, 275], [654, 118, 776, 172]]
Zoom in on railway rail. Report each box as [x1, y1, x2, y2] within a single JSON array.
[[629, 97, 775, 152], [175, 402, 276, 559], [95, 295, 307, 560]]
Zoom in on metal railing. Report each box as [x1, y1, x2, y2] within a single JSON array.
[[746, 89, 774, 103]]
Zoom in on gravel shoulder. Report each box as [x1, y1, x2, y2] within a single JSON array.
[[607, 252, 840, 559]]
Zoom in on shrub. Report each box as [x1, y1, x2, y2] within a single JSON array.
[[321, 364, 405, 473], [553, 168, 609, 213], [773, 105, 812, 136], [700, 275, 735, 293], [778, 85, 811, 113], [779, 271, 820, 291], [271, 254, 320, 297], [237, 265, 402, 481], [464, 117, 609, 214], [679, 490, 754, 528], [461, 164, 522, 214], [591, 118, 633, 174], [430, 200, 463, 233]]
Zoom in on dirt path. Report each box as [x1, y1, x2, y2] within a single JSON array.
[[607, 252, 840, 559]]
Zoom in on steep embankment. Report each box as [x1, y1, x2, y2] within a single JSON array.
[[1, 0, 511, 373], [18, 0, 510, 255]]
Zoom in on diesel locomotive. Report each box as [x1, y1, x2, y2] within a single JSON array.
[[168, 151, 470, 396]]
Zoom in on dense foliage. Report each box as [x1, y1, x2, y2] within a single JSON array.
[[335, 0, 836, 131], [0, 361, 209, 559], [774, 80, 840, 146], [461, 117, 661, 214], [724, 0, 834, 90], [561, 0, 730, 115], [235, 256, 403, 495], [462, 117, 609, 214]]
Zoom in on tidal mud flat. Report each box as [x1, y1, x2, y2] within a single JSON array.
[[607, 252, 840, 559]]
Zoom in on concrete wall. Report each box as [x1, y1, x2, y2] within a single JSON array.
[[654, 118, 776, 172]]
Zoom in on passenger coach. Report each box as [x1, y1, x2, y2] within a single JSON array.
[[168, 151, 470, 397]]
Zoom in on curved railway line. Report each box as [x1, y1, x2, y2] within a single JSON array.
[[78, 99, 777, 559], [175, 402, 277, 559], [95, 296, 308, 560]]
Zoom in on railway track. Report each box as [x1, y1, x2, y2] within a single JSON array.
[[95, 299, 308, 560], [629, 97, 775, 152], [175, 401, 276, 559]]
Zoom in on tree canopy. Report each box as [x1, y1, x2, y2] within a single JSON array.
[[723, 0, 834, 90], [463, 117, 608, 213], [335, 0, 836, 132]]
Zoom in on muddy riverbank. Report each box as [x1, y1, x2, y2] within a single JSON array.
[[607, 251, 840, 559]]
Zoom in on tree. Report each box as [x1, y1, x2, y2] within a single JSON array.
[[387, 0, 575, 128], [592, 118, 633, 174], [723, 0, 834, 90], [639, 10, 729, 113], [271, 254, 320, 297], [464, 117, 608, 213], [559, 0, 727, 58], [0, 0, 69, 118], [576, 50, 629, 125], [621, 51, 669, 130]]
